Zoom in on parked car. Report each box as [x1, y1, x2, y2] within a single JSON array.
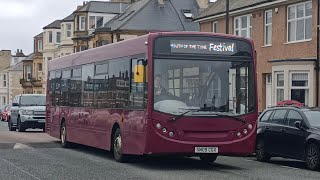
[[256, 106, 320, 170], [8, 94, 46, 132], [0, 106, 5, 121], [1, 105, 11, 122]]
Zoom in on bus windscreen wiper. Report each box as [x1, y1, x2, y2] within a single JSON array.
[[208, 113, 247, 124], [167, 108, 247, 124], [168, 109, 200, 122]]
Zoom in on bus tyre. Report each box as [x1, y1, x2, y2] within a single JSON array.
[[8, 120, 16, 131], [305, 143, 320, 171], [200, 154, 218, 164], [61, 122, 70, 148], [17, 118, 25, 132], [113, 128, 127, 163], [256, 139, 271, 162]]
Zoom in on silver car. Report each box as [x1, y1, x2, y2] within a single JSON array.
[[8, 94, 46, 132]]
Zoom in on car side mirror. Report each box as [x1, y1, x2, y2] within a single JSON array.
[[12, 103, 19, 107], [294, 121, 302, 129]]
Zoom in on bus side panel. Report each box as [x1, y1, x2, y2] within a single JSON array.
[[122, 110, 147, 155], [50, 106, 61, 139]]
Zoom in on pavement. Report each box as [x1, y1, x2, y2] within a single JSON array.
[[0, 121, 319, 180]]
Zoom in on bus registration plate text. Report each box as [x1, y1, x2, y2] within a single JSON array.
[[195, 147, 218, 153]]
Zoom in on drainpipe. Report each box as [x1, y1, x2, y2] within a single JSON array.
[[226, 0, 229, 34], [316, 0, 320, 106]]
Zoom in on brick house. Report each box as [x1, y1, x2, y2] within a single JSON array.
[[195, 0, 319, 111]]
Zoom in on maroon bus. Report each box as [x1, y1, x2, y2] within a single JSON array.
[[46, 32, 257, 163]]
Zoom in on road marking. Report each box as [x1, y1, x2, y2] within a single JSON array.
[[280, 165, 300, 170], [13, 143, 33, 149], [0, 157, 41, 180]]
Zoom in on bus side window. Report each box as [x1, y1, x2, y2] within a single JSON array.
[[130, 58, 147, 109]]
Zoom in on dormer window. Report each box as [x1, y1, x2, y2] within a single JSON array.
[[182, 10, 193, 19]]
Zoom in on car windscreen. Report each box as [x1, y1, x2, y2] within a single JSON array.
[[304, 111, 320, 127], [20, 96, 46, 106]]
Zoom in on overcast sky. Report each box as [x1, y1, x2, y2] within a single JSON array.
[[0, 0, 108, 55]]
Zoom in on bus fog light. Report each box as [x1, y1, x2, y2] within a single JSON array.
[[237, 132, 241, 137], [156, 123, 162, 129], [243, 129, 248, 134], [248, 124, 253, 130], [162, 128, 167, 133], [169, 132, 174, 137]]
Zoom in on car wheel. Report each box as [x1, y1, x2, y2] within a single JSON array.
[[17, 118, 25, 132], [200, 154, 218, 164], [8, 119, 16, 131], [305, 143, 320, 170], [61, 122, 71, 148], [256, 139, 271, 162], [113, 128, 128, 163]]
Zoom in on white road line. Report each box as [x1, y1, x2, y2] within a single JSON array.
[[0, 157, 41, 180], [280, 165, 300, 170]]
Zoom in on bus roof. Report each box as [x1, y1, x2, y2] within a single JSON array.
[[48, 31, 253, 71]]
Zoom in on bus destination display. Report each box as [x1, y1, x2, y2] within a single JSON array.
[[170, 40, 236, 55]]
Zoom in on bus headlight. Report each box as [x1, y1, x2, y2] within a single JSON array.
[[156, 123, 162, 129], [169, 132, 174, 137], [237, 132, 242, 137], [248, 124, 253, 130], [162, 128, 167, 133], [243, 129, 248, 134]]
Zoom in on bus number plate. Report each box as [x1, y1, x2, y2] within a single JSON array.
[[195, 147, 218, 153]]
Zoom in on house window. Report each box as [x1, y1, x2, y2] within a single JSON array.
[[66, 24, 72, 38], [212, 21, 218, 33], [89, 16, 95, 29], [275, 73, 284, 103], [38, 40, 43, 51], [96, 16, 104, 28], [48, 31, 53, 43], [3, 74, 6, 88], [3, 96, 6, 105], [38, 63, 42, 71], [290, 72, 309, 105], [89, 16, 104, 29], [287, 1, 312, 42], [61, 24, 64, 38], [80, 16, 85, 30], [25, 66, 32, 80], [265, 10, 272, 45], [56, 32, 61, 43], [234, 14, 252, 38]]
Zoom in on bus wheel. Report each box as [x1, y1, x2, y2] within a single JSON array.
[[200, 154, 218, 164], [113, 128, 127, 163], [61, 122, 70, 148]]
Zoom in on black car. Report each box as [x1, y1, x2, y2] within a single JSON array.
[[256, 106, 320, 170]]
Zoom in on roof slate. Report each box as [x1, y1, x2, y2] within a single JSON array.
[[104, 0, 199, 32], [195, 0, 268, 20], [63, 13, 75, 22], [43, 20, 62, 29], [78, 1, 130, 13]]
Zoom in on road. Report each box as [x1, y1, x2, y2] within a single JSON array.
[[0, 121, 319, 180]]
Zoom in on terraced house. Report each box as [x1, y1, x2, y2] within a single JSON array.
[[195, 0, 320, 111]]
